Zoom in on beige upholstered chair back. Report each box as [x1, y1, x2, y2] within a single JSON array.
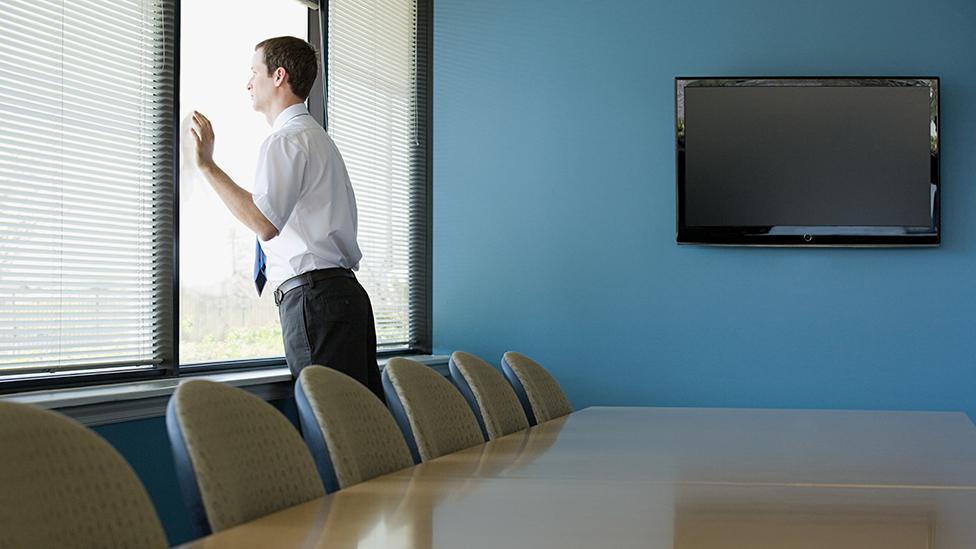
[[502, 351, 573, 423], [383, 357, 485, 461], [167, 379, 324, 534], [297, 365, 413, 490], [450, 351, 529, 439], [0, 401, 168, 549]]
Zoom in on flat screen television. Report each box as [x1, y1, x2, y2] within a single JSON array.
[[675, 77, 940, 246]]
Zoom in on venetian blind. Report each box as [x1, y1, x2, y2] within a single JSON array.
[[325, 0, 429, 351], [0, 0, 175, 376]]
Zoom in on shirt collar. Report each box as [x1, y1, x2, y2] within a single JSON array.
[[272, 103, 310, 132]]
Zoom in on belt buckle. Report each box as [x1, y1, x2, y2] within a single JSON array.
[[273, 287, 284, 306]]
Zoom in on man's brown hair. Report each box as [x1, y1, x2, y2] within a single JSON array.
[[255, 36, 318, 100]]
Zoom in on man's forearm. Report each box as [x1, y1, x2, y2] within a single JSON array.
[[199, 162, 279, 241]]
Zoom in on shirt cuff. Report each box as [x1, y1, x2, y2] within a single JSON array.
[[252, 194, 286, 233]]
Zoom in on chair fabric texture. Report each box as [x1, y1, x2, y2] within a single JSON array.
[[449, 351, 529, 440], [166, 379, 324, 536], [0, 401, 168, 549], [296, 365, 413, 492], [382, 357, 485, 461], [501, 351, 573, 425]]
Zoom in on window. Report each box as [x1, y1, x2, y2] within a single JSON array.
[[326, 0, 431, 352], [177, 0, 307, 364], [179, 0, 431, 364], [0, 0, 175, 378], [0, 0, 430, 386]]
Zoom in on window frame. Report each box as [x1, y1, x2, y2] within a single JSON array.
[[0, 0, 432, 393]]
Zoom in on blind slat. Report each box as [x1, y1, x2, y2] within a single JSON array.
[[0, 0, 175, 375], [328, 0, 427, 349]]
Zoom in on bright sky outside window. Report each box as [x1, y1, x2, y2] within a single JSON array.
[[178, 0, 306, 364]]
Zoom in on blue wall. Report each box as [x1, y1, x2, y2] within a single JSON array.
[[432, 0, 976, 419], [95, 417, 194, 545]]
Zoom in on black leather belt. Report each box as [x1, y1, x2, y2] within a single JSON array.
[[274, 267, 355, 306]]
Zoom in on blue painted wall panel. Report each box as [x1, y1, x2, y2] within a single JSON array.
[[433, 0, 976, 419]]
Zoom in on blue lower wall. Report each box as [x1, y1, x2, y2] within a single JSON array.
[[94, 416, 193, 545], [432, 0, 976, 420]]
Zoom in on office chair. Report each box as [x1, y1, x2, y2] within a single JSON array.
[[501, 351, 572, 425], [166, 379, 323, 536], [382, 357, 484, 462], [449, 351, 529, 440], [0, 401, 167, 549], [295, 365, 413, 492]]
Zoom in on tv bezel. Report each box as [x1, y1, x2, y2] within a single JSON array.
[[675, 76, 941, 247]]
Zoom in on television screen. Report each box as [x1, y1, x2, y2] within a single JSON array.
[[675, 77, 939, 246]]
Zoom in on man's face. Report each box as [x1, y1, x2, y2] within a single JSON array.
[[247, 49, 274, 112]]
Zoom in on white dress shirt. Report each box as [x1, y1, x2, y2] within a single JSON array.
[[252, 103, 362, 291]]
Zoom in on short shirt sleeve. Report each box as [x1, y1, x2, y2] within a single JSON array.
[[251, 134, 308, 232]]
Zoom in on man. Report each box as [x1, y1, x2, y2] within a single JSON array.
[[189, 36, 383, 401]]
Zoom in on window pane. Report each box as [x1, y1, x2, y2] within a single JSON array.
[[0, 0, 175, 377], [178, 1, 306, 364], [328, 0, 423, 350]]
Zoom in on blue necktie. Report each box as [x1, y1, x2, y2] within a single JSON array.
[[253, 239, 267, 296]]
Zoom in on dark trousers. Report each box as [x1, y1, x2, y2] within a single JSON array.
[[277, 274, 385, 403]]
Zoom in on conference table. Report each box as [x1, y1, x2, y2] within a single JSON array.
[[179, 407, 976, 548]]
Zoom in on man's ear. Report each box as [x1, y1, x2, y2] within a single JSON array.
[[273, 67, 287, 88]]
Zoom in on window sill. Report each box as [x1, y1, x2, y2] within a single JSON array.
[[0, 355, 449, 426]]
